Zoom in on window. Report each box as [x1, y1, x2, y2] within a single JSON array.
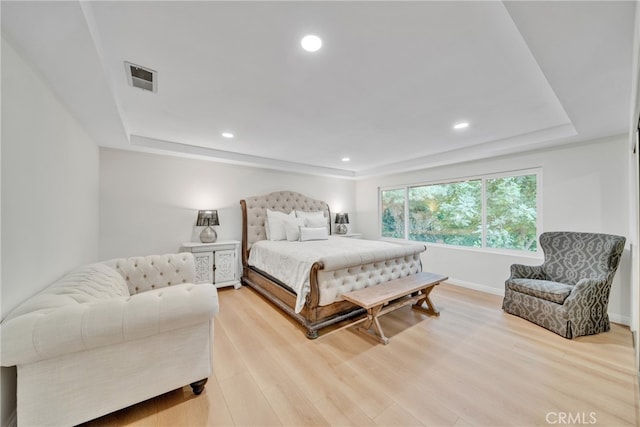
[[381, 188, 405, 239], [380, 170, 539, 252]]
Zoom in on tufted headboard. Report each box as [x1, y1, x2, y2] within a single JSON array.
[[240, 191, 331, 265]]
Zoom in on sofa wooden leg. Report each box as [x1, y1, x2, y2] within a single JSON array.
[[190, 378, 208, 395]]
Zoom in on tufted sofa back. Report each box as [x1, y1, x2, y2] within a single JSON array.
[[241, 191, 331, 252], [540, 231, 626, 286], [104, 253, 197, 295]]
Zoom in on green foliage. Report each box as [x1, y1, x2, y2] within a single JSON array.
[[381, 189, 405, 238], [408, 181, 482, 247], [486, 175, 537, 251], [380, 173, 538, 252]]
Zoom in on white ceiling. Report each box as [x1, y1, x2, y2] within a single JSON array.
[[2, 1, 636, 178]]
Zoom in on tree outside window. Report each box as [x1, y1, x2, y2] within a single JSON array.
[[380, 171, 538, 253], [381, 188, 405, 238], [408, 181, 481, 247], [486, 175, 537, 251]]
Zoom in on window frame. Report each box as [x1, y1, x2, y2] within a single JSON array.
[[379, 168, 542, 256]]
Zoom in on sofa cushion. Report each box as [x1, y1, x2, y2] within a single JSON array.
[[506, 278, 573, 304]]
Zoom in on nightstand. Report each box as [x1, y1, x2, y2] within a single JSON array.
[[335, 233, 363, 239], [180, 240, 241, 289]]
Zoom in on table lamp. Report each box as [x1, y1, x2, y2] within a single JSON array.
[[196, 210, 219, 243], [335, 213, 349, 234]]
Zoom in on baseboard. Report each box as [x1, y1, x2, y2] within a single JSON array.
[[610, 313, 631, 326], [446, 278, 505, 297], [4, 410, 17, 427], [446, 278, 631, 326]]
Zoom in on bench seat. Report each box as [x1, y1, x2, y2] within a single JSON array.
[[342, 271, 447, 344]]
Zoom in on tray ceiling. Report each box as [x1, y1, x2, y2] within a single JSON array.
[[2, 1, 636, 178]]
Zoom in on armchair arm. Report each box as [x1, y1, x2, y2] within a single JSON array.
[[1, 283, 218, 367], [563, 277, 610, 311], [562, 277, 613, 337], [509, 264, 545, 280]]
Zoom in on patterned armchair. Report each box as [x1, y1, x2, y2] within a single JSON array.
[[502, 232, 626, 338]]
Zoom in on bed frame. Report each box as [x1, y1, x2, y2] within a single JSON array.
[[240, 190, 424, 339]]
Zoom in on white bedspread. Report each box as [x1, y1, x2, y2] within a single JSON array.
[[248, 237, 405, 313]]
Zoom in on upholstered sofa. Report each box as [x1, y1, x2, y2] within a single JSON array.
[[502, 232, 625, 338], [0, 253, 219, 426]]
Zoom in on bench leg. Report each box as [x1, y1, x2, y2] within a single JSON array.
[[356, 305, 390, 345], [413, 286, 440, 316]]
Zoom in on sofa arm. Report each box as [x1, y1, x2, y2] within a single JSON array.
[[104, 253, 197, 295], [509, 264, 545, 280], [1, 283, 218, 367]]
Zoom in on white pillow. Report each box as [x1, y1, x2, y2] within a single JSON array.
[[296, 210, 326, 228], [284, 217, 306, 241], [306, 216, 327, 228], [299, 226, 329, 241], [266, 209, 295, 241]]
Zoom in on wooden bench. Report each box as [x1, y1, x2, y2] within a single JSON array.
[[341, 271, 448, 344]]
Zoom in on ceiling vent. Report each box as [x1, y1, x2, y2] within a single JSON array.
[[125, 61, 157, 93]]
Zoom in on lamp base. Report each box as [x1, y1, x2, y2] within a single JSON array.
[[336, 224, 348, 234], [200, 226, 217, 243]]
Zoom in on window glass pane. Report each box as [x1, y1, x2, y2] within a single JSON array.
[[486, 174, 537, 251], [381, 189, 405, 238], [408, 181, 482, 247]]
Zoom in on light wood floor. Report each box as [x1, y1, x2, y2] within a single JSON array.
[[84, 283, 640, 427]]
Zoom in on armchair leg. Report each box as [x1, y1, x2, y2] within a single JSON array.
[[190, 378, 208, 395]]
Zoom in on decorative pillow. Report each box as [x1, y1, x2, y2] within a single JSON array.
[[299, 226, 329, 241], [284, 217, 306, 241], [306, 216, 327, 228], [296, 210, 327, 228], [296, 210, 324, 220], [266, 209, 295, 241]]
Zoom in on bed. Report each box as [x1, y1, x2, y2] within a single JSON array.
[[240, 190, 427, 338]]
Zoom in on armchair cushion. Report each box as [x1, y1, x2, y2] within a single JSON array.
[[506, 279, 573, 304]]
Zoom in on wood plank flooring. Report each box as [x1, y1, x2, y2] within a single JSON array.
[[83, 283, 640, 426]]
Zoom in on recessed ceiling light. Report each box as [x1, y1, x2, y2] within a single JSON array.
[[453, 122, 469, 130], [341, 157, 351, 162], [221, 132, 234, 138], [301, 35, 322, 52]]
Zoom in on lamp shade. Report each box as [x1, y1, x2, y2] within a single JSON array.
[[196, 210, 219, 227], [335, 213, 349, 224]]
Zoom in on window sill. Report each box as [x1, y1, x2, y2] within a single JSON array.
[[379, 237, 543, 259]]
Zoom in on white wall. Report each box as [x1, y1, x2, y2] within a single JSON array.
[[356, 135, 632, 323], [1, 37, 100, 426], [99, 148, 356, 260], [629, 0, 640, 371]]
